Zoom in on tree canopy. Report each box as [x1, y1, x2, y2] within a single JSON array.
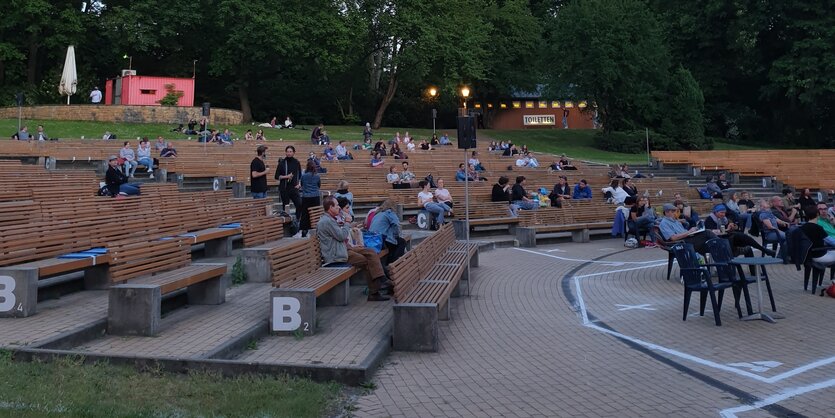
[[1, 0, 833, 148]]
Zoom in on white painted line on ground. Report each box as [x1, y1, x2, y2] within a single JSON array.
[[719, 378, 835, 417], [544, 248, 566, 253], [526, 248, 835, 385], [573, 263, 669, 279], [727, 361, 782, 373], [514, 248, 667, 265], [615, 304, 656, 311]]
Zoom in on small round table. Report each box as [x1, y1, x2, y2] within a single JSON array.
[[729, 257, 784, 323]]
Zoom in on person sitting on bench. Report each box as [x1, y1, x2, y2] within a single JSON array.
[[369, 199, 407, 264], [317, 196, 390, 301], [105, 155, 141, 196]]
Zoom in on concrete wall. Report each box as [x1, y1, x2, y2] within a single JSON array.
[[0, 105, 243, 125]]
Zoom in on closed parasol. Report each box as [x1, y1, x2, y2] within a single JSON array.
[[58, 45, 77, 105]]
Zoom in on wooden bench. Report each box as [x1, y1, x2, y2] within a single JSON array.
[[267, 237, 388, 335], [390, 224, 479, 352], [515, 206, 615, 247], [107, 237, 227, 336]]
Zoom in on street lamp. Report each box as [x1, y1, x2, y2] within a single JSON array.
[[460, 86, 470, 112], [428, 86, 438, 135]]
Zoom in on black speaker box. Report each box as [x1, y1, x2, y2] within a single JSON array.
[[457, 116, 476, 149], [202, 102, 211, 117]]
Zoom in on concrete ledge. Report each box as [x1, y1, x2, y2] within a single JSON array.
[[108, 284, 161, 336], [516, 226, 537, 248], [9, 347, 373, 386], [270, 288, 316, 335], [452, 220, 469, 239], [241, 247, 273, 283], [0, 267, 39, 317], [571, 229, 591, 243], [33, 318, 107, 350], [204, 236, 233, 258], [392, 303, 439, 352], [203, 320, 269, 360]]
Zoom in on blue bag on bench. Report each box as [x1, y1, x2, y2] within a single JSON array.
[[362, 232, 384, 253]]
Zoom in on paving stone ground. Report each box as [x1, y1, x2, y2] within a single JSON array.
[[353, 239, 835, 417], [2, 237, 834, 417]]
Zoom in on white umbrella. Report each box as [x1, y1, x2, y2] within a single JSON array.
[[58, 45, 77, 105]]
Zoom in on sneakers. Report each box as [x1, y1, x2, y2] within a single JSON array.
[[147, 168, 153, 173], [367, 293, 390, 302]]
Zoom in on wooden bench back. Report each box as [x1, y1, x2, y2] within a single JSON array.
[[109, 238, 192, 283], [242, 216, 285, 247], [390, 223, 456, 301], [270, 238, 321, 287]]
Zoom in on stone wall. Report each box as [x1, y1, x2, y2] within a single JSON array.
[[0, 105, 243, 125]]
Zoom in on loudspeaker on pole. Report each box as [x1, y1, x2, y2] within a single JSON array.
[[456, 115, 477, 149]]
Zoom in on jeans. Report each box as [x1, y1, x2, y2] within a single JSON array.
[[513, 200, 538, 211], [137, 157, 153, 171], [764, 229, 787, 259], [119, 183, 141, 195], [252, 191, 267, 199], [424, 202, 449, 224], [509, 204, 520, 217], [123, 160, 138, 176]]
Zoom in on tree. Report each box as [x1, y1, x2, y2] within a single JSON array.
[[659, 66, 707, 149], [542, 0, 671, 133], [359, 0, 491, 129]]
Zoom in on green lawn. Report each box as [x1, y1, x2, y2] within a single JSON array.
[[0, 351, 341, 417], [1, 118, 770, 164]]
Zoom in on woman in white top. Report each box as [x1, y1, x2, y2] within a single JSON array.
[[601, 179, 629, 204], [418, 180, 451, 227], [386, 166, 400, 184], [434, 179, 454, 211]]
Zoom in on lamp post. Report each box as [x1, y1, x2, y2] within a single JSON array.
[[459, 86, 472, 295], [428, 86, 438, 135]]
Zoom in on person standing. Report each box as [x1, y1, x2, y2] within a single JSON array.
[[299, 160, 321, 237], [562, 108, 570, 129], [250, 145, 270, 199], [275, 145, 303, 218], [317, 196, 389, 301], [90, 86, 102, 104]]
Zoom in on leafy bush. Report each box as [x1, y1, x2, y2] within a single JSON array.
[[157, 84, 184, 106]]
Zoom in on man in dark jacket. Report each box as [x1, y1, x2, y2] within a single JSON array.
[[105, 155, 140, 196], [275, 145, 302, 217]]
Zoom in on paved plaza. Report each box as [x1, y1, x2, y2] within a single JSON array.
[[2, 237, 834, 417], [354, 239, 835, 417]]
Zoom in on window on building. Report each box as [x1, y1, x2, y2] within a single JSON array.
[[140, 89, 157, 95], [500, 103, 507, 109], [512, 101, 521, 109], [564, 101, 574, 108], [539, 101, 548, 108], [525, 101, 534, 109], [552, 101, 561, 108]]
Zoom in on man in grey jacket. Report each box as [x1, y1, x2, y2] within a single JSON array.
[[317, 196, 390, 301]]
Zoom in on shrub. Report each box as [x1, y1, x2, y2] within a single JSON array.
[[157, 84, 184, 106]]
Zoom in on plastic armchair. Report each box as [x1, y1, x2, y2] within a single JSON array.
[[705, 238, 761, 317], [670, 242, 735, 326]]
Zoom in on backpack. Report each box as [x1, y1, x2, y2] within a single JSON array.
[[823, 283, 835, 298], [698, 188, 711, 199], [97, 185, 114, 197]]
